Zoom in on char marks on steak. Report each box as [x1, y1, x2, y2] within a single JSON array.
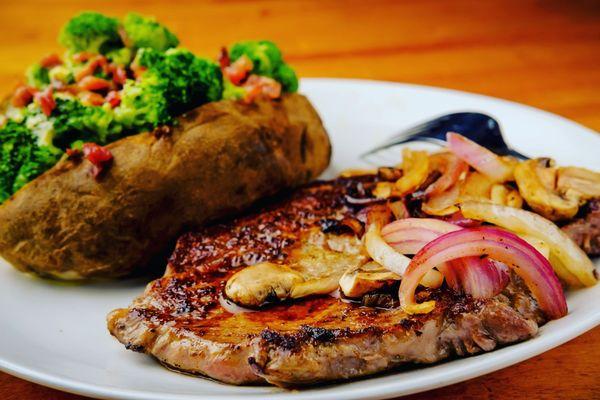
[[107, 176, 543, 387]]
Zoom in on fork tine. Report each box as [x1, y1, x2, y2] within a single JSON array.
[[360, 112, 528, 165], [362, 145, 404, 166], [364, 119, 435, 155]]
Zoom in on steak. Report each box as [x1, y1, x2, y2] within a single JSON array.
[[562, 199, 600, 257], [107, 176, 544, 387]]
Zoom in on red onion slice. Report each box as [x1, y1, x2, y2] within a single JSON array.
[[382, 218, 460, 254], [443, 211, 483, 228], [365, 216, 443, 289], [424, 152, 469, 197], [442, 257, 509, 299], [447, 132, 513, 182], [383, 218, 509, 298], [399, 227, 567, 319]]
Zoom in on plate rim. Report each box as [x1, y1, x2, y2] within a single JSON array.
[[303, 77, 600, 138], [1, 77, 598, 400], [2, 309, 599, 400]]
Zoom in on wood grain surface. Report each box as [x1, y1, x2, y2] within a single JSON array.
[[0, 1, 599, 399]]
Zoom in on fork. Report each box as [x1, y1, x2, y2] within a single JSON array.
[[360, 112, 529, 166]]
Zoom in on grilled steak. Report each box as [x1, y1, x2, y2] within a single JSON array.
[[563, 199, 600, 257], [107, 176, 544, 387]]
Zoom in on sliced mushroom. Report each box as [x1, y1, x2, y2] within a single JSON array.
[[373, 181, 395, 199], [225, 229, 367, 308], [460, 171, 494, 201], [514, 159, 579, 221], [290, 275, 341, 299], [377, 166, 403, 181], [225, 262, 304, 307], [289, 232, 367, 280], [535, 158, 557, 190], [395, 149, 430, 196], [557, 167, 600, 201], [339, 261, 400, 298], [326, 234, 364, 254], [490, 183, 523, 208], [459, 171, 522, 208]]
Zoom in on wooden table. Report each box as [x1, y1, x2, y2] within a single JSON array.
[[0, 1, 598, 399]]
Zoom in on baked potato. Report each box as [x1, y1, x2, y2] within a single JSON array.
[[0, 93, 330, 279]]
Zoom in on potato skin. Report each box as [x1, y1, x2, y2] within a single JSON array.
[[0, 94, 331, 278]]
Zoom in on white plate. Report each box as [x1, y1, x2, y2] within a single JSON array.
[[1, 78, 599, 400]]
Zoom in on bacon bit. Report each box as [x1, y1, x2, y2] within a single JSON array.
[[58, 84, 81, 96], [242, 75, 282, 103], [40, 53, 62, 68], [75, 55, 108, 82], [66, 148, 82, 159], [83, 143, 113, 179], [75, 65, 92, 82], [72, 52, 93, 63], [34, 88, 56, 116], [111, 66, 128, 86], [105, 91, 121, 108], [131, 63, 147, 79], [79, 91, 105, 106], [224, 55, 254, 85], [78, 76, 111, 91], [100, 58, 111, 75], [218, 46, 231, 69], [242, 83, 262, 104], [12, 85, 36, 107], [260, 79, 282, 98]]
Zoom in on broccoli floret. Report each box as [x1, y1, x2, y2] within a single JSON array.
[[115, 47, 222, 130], [229, 40, 298, 92], [50, 98, 121, 148], [12, 145, 61, 194], [114, 75, 171, 131], [26, 64, 50, 89], [23, 105, 55, 147], [159, 48, 223, 112], [2, 12, 236, 199], [134, 46, 164, 69], [273, 63, 299, 93], [59, 12, 122, 55], [123, 13, 179, 52], [106, 47, 133, 66], [230, 41, 282, 76], [0, 121, 61, 202], [48, 65, 75, 84], [69, 140, 85, 151]]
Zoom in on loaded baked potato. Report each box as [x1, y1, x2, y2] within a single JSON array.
[[0, 12, 330, 278]]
